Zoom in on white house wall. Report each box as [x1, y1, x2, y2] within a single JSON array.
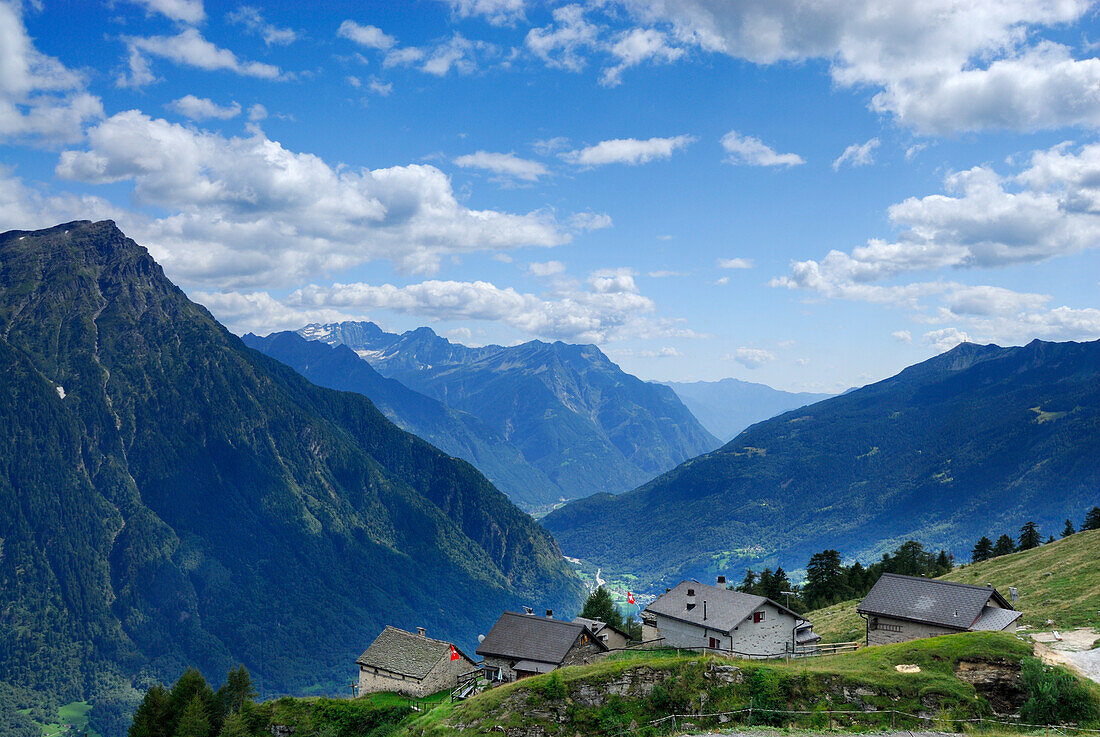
[[655, 602, 800, 656]]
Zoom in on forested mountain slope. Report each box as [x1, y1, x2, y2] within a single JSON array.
[[543, 340, 1100, 586], [663, 377, 834, 441], [299, 321, 720, 500], [0, 221, 584, 735]]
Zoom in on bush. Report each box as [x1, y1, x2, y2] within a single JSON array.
[[1020, 658, 1099, 725]]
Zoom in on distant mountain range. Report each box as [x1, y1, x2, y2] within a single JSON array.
[[543, 339, 1100, 587], [662, 378, 833, 441], [0, 221, 584, 736], [297, 321, 720, 504], [242, 331, 564, 510]]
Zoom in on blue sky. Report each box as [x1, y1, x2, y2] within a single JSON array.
[[3, 0, 1100, 391]]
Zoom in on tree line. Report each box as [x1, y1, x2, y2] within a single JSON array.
[[129, 666, 256, 737], [971, 507, 1100, 562]]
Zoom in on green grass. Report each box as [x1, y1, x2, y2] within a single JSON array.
[[36, 701, 100, 737], [401, 632, 1097, 737], [808, 529, 1100, 642]]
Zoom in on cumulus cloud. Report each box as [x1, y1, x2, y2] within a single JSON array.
[[227, 6, 297, 46], [567, 211, 613, 231], [454, 150, 549, 182], [384, 34, 493, 76], [0, 3, 103, 144], [526, 4, 599, 71], [923, 327, 971, 352], [165, 95, 240, 120], [717, 257, 753, 269], [191, 289, 353, 335], [729, 347, 776, 368], [563, 135, 695, 166], [218, 272, 689, 344], [527, 260, 566, 277], [720, 130, 804, 167], [891, 330, 912, 343], [442, 0, 527, 25], [832, 138, 879, 170], [337, 20, 397, 50], [615, 0, 1098, 133], [126, 0, 204, 24], [122, 28, 282, 85], [56, 111, 570, 288], [601, 27, 685, 86]]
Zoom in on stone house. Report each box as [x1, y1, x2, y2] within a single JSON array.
[[476, 611, 607, 682], [857, 573, 1021, 646], [641, 579, 816, 657], [356, 626, 477, 698], [573, 616, 631, 649]]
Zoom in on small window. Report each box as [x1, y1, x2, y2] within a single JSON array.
[[709, 636, 721, 649], [753, 611, 766, 623]]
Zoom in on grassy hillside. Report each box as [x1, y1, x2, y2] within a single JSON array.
[[404, 632, 1097, 736], [809, 529, 1100, 643]]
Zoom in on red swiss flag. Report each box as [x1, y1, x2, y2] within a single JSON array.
[[627, 591, 635, 605], [450, 644, 460, 661]]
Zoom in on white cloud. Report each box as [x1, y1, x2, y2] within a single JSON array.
[[533, 136, 570, 155], [384, 35, 493, 77], [442, 0, 527, 25], [0, 3, 103, 144], [454, 150, 549, 182], [923, 327, 971, 352], [717, 257, 753, 269], [567, 211, 613, 231], [56, 111, 570, 288], [367, 77, 393, 96], [165, 95, 240, 121], [247, 103, 267, 121], [588, 267, 638, 294], [832, 138, 879, 170], [123, 29, 282, 84], [714, 276, 729, 285], [526, 4, 599, 72], [616, 0, 1098, 133], [191, 289, 353, 335], [563, 135, 695, 166], [227, 7, 297, 46], [126, 0, 204, 24], [528, 260, 566, 277], [648, 269, 687, 277], [729, 347, 776, 368], [891, 330, 912, 343], [337, 21, 397, 51], [600, 27, 685, 86], [720, 130, 804, 167]]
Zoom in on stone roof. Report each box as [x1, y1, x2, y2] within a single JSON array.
[[643, 581, 802, 633], [572, 616, 630, 641], [356, 626, 472, 679], [971, 605, 1023, 631], [476, 612, 607, 665], [857, 573, 1016, 630]]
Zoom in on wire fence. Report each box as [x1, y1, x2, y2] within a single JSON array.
[[646, 707, 1100, 735]]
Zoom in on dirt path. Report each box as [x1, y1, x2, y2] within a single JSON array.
[[1029, 628, 1100, 684]]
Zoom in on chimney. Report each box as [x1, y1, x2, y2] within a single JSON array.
[[523, 606, 534, 615], [665, 588, 671, 594], [417, 627, 426, 637], [987, 583, 993, 588], [717, 575, 726, 586], [686, 588, 696, 611], [545, 609, 553, 618]]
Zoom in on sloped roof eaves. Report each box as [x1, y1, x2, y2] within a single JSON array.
[[971, 606, 1023, 631], [644, 581, 802, 633], [573, 616, 630, 641], [857, 573, 1015, 629], [476, 612, 607, 664], [356, 626, 465, 679]]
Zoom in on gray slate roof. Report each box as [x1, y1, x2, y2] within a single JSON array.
[[572, 616, 630, 641], [857, 573, 1017, 630], [356, 626, 472, 679], [971, 605, 1023, 631], [643, 581, 802, 633], [476, 612, 607, 665]]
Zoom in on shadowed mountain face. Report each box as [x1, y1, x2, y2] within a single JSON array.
[[543, 339, 1100, 587], [0, 221, 584, 735], [662, 378, 834, 441], [298, 322, 720, 501], [242, 331, 564, 510]]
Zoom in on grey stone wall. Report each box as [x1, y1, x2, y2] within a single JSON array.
[[655, 602, 800, 656], [562, 634, 605, 667], [866, 615, 961, 646], [358, 652, 476, 698]]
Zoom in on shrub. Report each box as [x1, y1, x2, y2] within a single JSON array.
[[1020, 658, 1099, 725]]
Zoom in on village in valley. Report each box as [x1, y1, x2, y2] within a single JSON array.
[[353, 570, 1025, 702]]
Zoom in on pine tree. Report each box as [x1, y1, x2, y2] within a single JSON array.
[[216, 713, 250, 737], [173, 695, 211, 737], [217, 666, 257, 716], [736, 569, 758, 594], [1018, 521, 1042, 550], [169, 668, 215, 736], [971, 536, 993, 563], [1062, 519, 1076, 538], [992, 534, 1016, 557], [579, 587, 624, 630], [129, 684, 171, 737], [760, 567, 790, 602], [934, 550, 952, 574], [1083, 506, 1100, 531], [804, 550, 846, 608]]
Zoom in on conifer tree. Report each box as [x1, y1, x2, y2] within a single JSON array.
[[992, 534, 1016, 557], [934, 550, 952, 573], [1083, 506, 1100, 531], [1018, 521, 1042, 550], [173, 695, 211, 737], [216, 713, 250, 737], [804, 550, 846, 608], [579, 587, 624, 630], [736, 569, 757, 593], [971, 536, 993, 562], [1062, 519, 1076, 538], [217, 666, 257, 716], [128, 684, 171, 737]]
